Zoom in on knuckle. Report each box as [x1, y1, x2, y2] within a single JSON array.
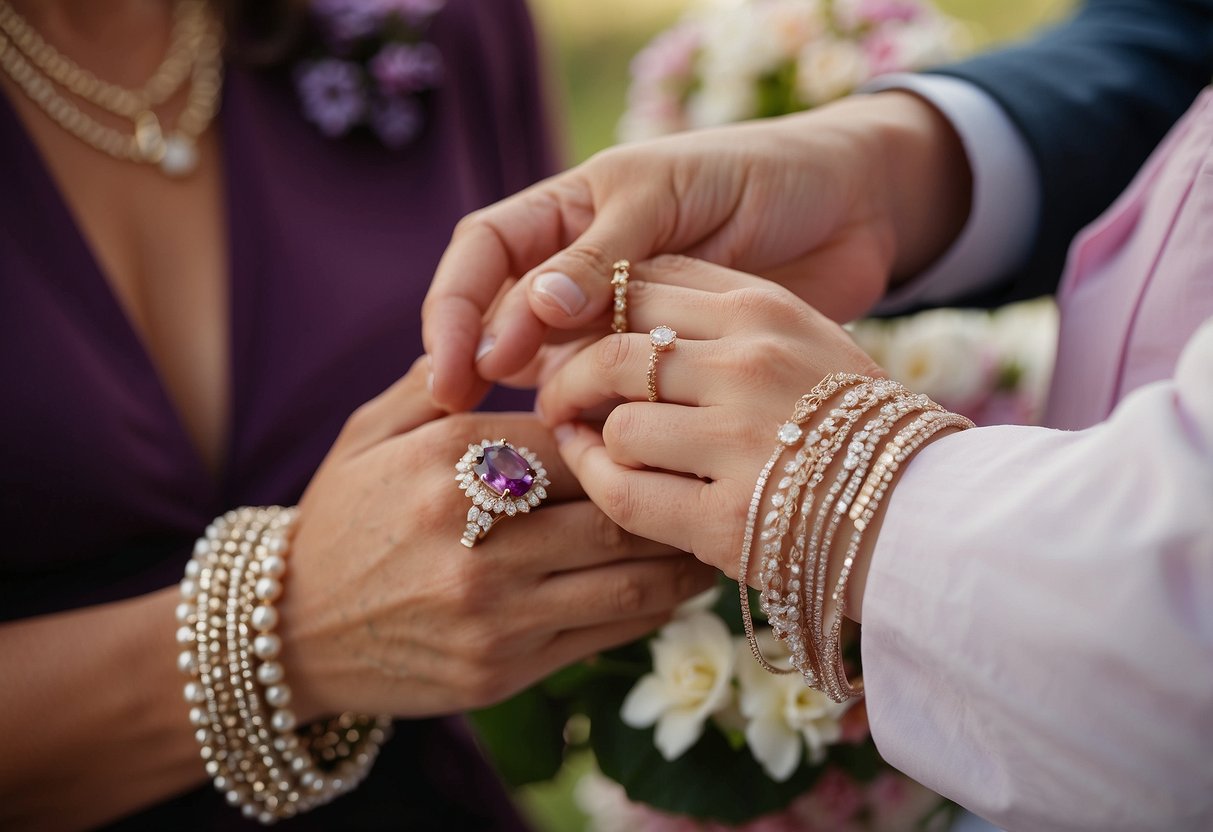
[[451, 208, 489, 241], [674, 559, 713, 600], [593, 333, 635, 378], [558, 241, 615, 284], [693, 487, 747, 575], [340, 400, 378, 438], [608, 574, 649, 616], [647, 253, 699, 277], [601, 476, 638, 529], [589, 508, 631, 555], [601, 404, 641, 449]]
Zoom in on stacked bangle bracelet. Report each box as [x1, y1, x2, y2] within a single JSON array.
[[740, 374, 974, 702], [176, 506, 390, 824]]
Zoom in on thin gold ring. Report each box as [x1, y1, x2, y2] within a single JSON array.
[[611, 259, 630, 334], [646, 325, 677, 402]]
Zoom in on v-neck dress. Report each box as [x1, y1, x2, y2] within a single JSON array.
[[0, 1, 551, 828]]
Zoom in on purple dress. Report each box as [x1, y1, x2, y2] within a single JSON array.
[[0, 1, 552, 828]]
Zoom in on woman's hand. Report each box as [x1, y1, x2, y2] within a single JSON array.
[[279, 359, 714, 721], [423, 92, 971, 411], [535, 256, 884, 580]]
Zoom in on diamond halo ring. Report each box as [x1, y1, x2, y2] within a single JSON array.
[[455, 439, 550, 548]]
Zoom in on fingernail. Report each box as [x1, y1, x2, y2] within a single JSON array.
[[534, 399, 546, 423], [534, 272, 588, 317], [426, 371, 434, 395], [475, 334, 496, 363], [553, 423, 576, 446]]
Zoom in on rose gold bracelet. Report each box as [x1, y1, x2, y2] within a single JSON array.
[[817, 411, 974, 701]]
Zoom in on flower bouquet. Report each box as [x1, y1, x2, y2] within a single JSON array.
[[850, 301, 1059, 427], [471, 583, 955, 830], [619, 0, 969, 141]]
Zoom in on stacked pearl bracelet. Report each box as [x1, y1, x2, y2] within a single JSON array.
[[176, 506, 391, 824], [740, 375, 974, 703]]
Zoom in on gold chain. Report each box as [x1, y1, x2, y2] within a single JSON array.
[[0, 0, 223, 177]]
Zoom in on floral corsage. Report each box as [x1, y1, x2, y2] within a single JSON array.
[[294, 0, 446, 148]]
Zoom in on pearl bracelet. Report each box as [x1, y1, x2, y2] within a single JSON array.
[[177, 507, 391, 824]]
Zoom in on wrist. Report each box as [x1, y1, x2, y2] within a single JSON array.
[[822, 420, 963, 625], [863, 91, 973, 283]]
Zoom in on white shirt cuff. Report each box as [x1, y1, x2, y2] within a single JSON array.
[[860, 74, 1040, 314]]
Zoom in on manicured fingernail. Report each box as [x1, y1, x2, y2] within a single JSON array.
[[553, 423, 576, 445], [475, 334, 496, 363], [426, 371, 434, 395], [534, 272, 587, 317]]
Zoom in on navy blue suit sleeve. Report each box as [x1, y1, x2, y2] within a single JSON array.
[[927, 0, 1213, 306]]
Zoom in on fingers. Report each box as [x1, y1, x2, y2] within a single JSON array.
[[537, 555, 716, 631], [476, 199, 676, 381], [423, 177, 594, 411], [536, 331, 715, 425], [335, 356, 446, 456], [479, 499, 682, 573], [554, 421, 711, 554], [537, 614, 672, 676]]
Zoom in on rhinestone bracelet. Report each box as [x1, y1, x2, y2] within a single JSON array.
[[818, 410, 974, 700], [739, 374, 973, 703], [801, 390, 939, 699], [740, 373, 866, 674], [763, 380, 898, 684], [177, 507, 391, 824]]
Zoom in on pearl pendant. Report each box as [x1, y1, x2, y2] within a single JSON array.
[[160, 134, 199, 177]]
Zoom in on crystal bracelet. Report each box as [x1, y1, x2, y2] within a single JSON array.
[[739, 374, 974, 704]]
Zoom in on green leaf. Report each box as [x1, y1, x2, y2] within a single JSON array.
[[468, 686, 567, 788]]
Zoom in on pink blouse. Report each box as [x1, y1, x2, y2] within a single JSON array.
[[862, 91, 1213, 831]]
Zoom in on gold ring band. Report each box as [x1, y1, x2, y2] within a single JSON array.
[[611, 260, 630, 334]]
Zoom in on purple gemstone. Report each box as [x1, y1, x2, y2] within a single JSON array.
[[473, 445, 535, 498]]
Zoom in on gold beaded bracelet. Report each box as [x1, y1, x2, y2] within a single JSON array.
[[177, 507, 391, 824]]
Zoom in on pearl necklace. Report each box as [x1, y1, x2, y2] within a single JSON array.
[[0, 0, 223, 177]]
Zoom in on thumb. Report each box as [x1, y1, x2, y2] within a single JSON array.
[[474, 203, 662, 382], [526, 201, 660, 329], [331, 356, 446, 457]]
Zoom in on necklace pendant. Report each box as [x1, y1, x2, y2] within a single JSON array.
[[134, 110, 167, 161], [160, 134, 199, 177]]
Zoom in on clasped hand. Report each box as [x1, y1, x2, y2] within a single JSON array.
[[276, 360, 714, 723]]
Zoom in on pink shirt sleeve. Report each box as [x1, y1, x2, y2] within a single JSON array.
[[860, 319, 1213, 832]]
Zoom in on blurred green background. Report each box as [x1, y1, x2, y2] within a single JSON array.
[[513, 1, 1075, 829], [530, 0, 1076, 163]]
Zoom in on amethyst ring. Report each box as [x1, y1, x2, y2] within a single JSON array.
[[455, 439, 550, 548]]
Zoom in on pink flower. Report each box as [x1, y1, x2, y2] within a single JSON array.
[[791, 768, 865, 826], [855, 0, 925, 25], [630, 23, 700, 86]]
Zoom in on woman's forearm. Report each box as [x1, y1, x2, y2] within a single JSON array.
[[0, 587, 204, 831]]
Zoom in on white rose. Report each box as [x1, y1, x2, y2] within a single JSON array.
[[620, 612, 737, 761], [795, 37, 869, 106], [686, 78, 756, 127], [736, 635, 852, 782], [990, 298, 1059, 402], [882, 308, 993, 408]]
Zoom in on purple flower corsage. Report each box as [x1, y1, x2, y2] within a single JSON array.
[[295, 0, 446, 149]]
